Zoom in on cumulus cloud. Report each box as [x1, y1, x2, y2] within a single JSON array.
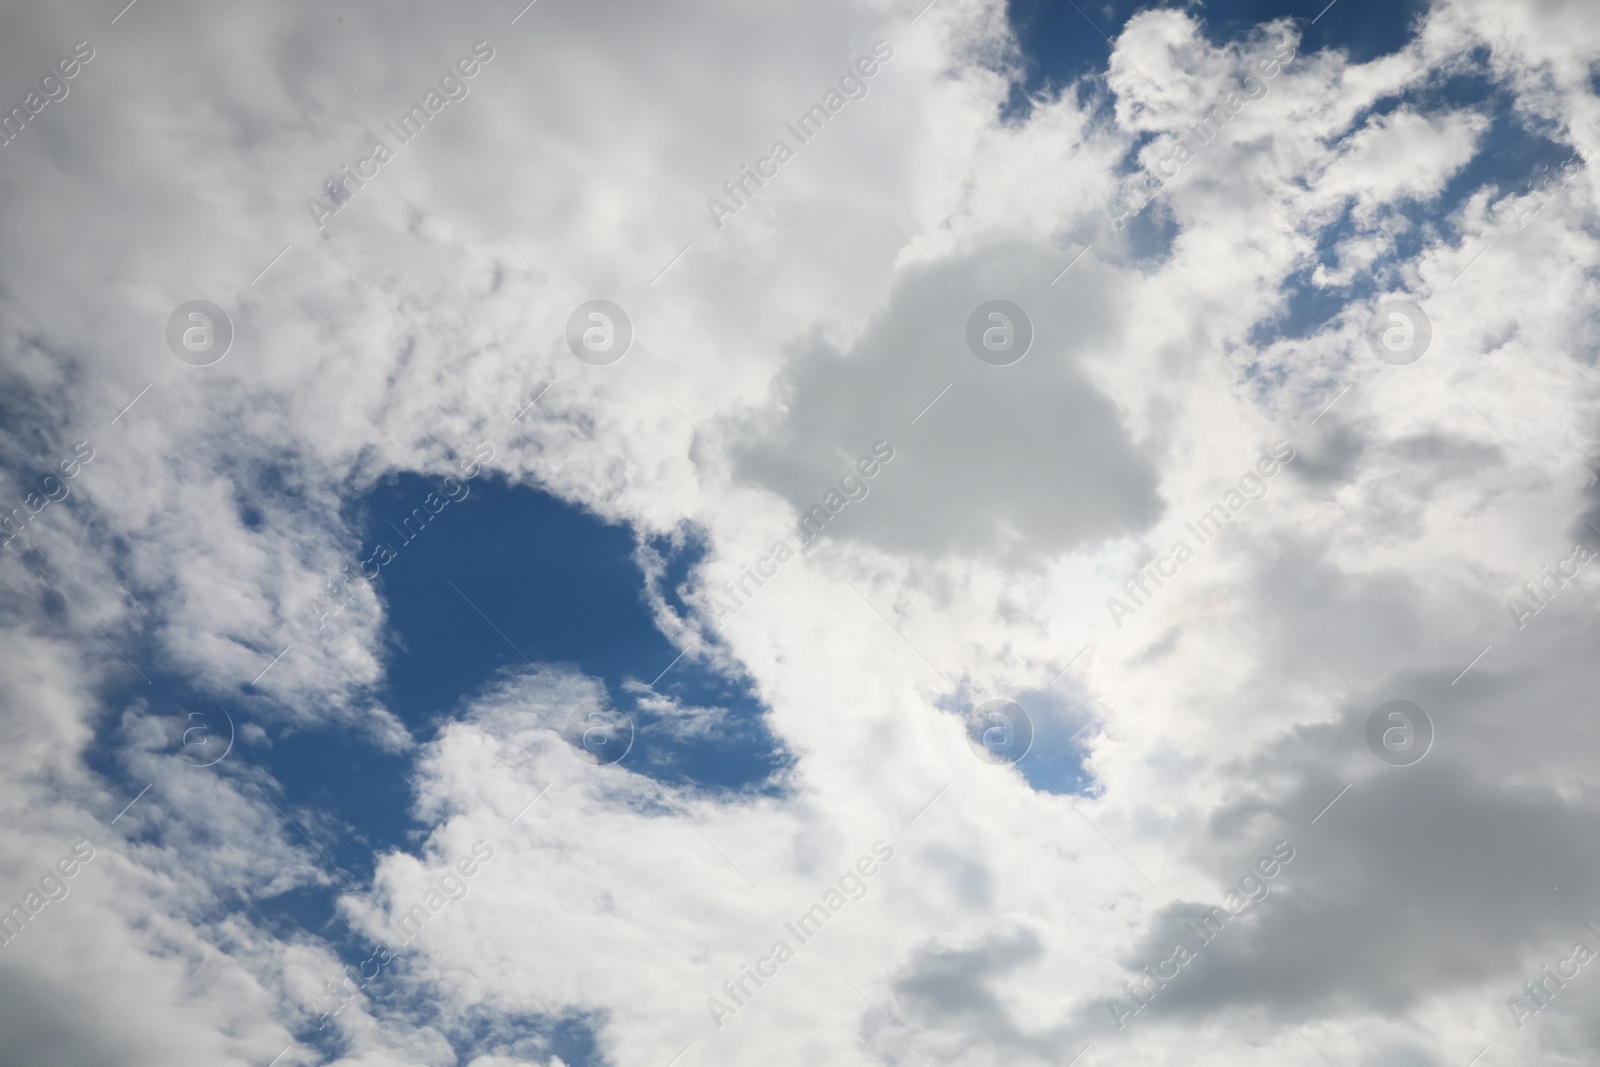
[[4, 0, 1600, 1063]]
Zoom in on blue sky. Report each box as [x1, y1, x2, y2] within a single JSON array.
[[1007, 0, 1431, 106], [84, 468, 798, 1061]]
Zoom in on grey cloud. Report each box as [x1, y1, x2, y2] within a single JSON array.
[[1217, 533, 1477, 695], [1387, 431, 1504, 479], [886, 925, 1068, 1062], [1286, 422, 1504, 508], [728, 244, 1164, 566], [0, 968, 127, 1067], [1098, 615, 1600, 1041], [1286, 420, 1366, 487]]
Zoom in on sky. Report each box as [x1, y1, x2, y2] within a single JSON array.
[[1, 0, 1599, 1064]]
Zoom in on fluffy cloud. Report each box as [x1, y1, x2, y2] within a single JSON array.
[[3, 0, 1600, 1063]]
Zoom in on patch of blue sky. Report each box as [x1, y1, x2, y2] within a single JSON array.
[[1123, 195, 1181, 266], [78, 466, 791, 1016], [1013, 684, 1099, 796], [445, 1009, 604, 1067], [941, 685, 1099, 797], [359, 473, 790, 796], [1004, 0, 1432, 122], [1250, 65, 1580, 347]]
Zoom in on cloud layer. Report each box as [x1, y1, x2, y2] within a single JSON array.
[[3, 0, 1600, 1064]]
